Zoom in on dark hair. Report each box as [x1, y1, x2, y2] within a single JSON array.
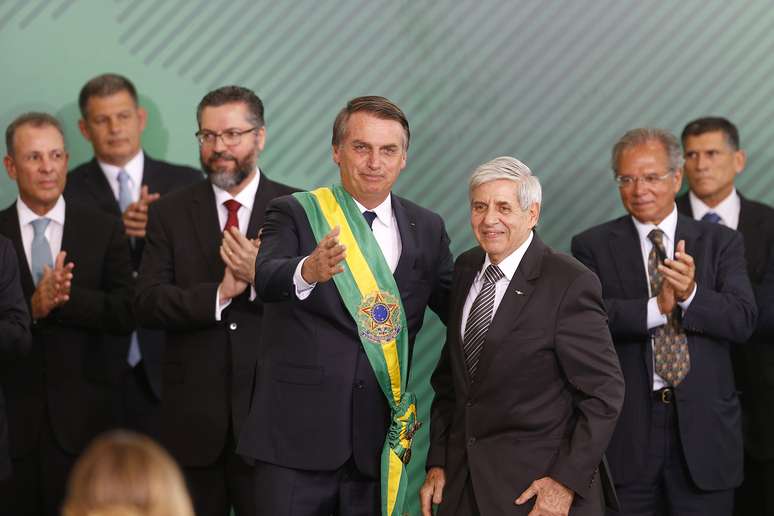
[[332, 96, 410, 150], [681, 116, 739, 150], [196, 86, 264, 128], [5, 112, 65, 156], [78, 73, 139, 117]]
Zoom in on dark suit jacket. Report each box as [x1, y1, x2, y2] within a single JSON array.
[[236, 192, 453, 478], [427, 236, 624, 515], [65, 154, 202, 399], [0, 201, 133, 457], [571, 213, 757, 490], [0, 235, 31, 480], [677, 192, 774, 460], [134, 175, 296, 467]]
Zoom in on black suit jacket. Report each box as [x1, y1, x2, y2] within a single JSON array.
[[0, 201, 133, 457], [134, 175, 296, 467], [236, 192, 453, 478], [0, 235, 31, 480], [65, 154, 202, 399], [427, 237, 624, 515], [571, 213, 757, 490], [677, 192, 774, 460]]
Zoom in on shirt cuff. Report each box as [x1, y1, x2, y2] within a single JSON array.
[[293, 256, 316, 300], [647, 297, 668, 329], [678, 283, 697, 312], [215, 286, 232, 321]]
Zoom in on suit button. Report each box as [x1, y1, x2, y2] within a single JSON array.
[[466, 400, 474, 407], [229, 322, 238, 330], [132, 271, 139, 279], [467, 437, 476, 446], [354, 380, 364, 390]]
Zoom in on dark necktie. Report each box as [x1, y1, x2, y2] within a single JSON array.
[[223, 200, 241, 232], [363, 210, 377, 230], [701, 211, 723, 225], [648, 229, 690, 386], [463, 264, 504, 377]]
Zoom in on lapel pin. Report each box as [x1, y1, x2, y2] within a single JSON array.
[[514, 289, 524, 295]]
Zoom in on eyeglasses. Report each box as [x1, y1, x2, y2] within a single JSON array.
[[195, 127, 257, 147], [614, 171, 673, 188]]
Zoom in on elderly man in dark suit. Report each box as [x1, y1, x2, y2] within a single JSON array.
[[135, 86, 296, 516], [572, 128, 757, 515], [0, 234, 31, 482], [64, 73, 201, 440], [676, 116, 774, 515], [236, 96, 454, 516], [421, 156, 624, 516], [0, 112, 133, 516]]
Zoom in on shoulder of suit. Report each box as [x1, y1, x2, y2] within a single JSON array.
[[739, 192, 774, 216], [572, 215, 629, 243], [455, 246, 484, 268], [148, 177, 208, 213], [66, 200, 121, 231], [259, 174, 300, 196], [66, 158, 99, 184], [392, 194, 445, 226]]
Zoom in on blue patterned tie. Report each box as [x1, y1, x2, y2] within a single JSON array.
[[30, 218, 53, 285], [701, 211, 722, 225]]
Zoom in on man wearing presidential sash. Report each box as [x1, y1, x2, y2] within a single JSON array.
[[237, 96, 453, 515]]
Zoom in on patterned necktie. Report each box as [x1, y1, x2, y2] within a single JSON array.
[[701, 211, 723, 225], [463, 264, 504, 377], [648, 229, 690, 385], [223, 200, 241, 232], [117, 169, 133, 212], [363, 210, 377, 230], [30, 218, 53, 285]]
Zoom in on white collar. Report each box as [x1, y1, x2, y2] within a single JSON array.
[[688, 188, 739, 225], [354, 194, 393, 228], [631, 204, 678, 245], [480, 230, 534, 281], [211, 168, 261, 211], [99, 149, 144, 184], [17, 195, 66, 226]]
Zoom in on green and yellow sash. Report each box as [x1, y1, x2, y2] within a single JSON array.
[[294, 185, 420, 516]]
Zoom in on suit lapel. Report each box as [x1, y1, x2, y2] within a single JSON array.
[[391, 195, 417, 291], [246, 175, 274, 239], [82, 159, 122, 216], [453, 250, 483, 390], [474, 235, 543, 382], [140, 154, 160, 194], [0, 205, 35, 298], [190, 182, 223, 277], [609, 217, 648, 298]]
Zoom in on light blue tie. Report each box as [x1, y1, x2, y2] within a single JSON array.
[[117, 169, 132, 212], [30, 218, 53, 285], [118, 169, 142, 367]]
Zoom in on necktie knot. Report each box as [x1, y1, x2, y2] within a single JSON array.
[[117, 169, 132, 212], [482, 264, 504, 285], [647, 228, 664, 247], [224, 199, 241, 214], [701, 211, 723, 224], [31, 217, 51, 236], [363, 210, 377, 229]]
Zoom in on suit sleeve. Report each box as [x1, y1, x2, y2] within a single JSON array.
[[0, 239, 31, 362], [755, 241, 774, 335], [134, 203, 219, 330], [571, 235, 649, 341], [426, 334, 455, 469], [682, 230, 757, 343], [547, 270, 625, 498], [55, 216, 134, 334], [253, 197, 305, 302]]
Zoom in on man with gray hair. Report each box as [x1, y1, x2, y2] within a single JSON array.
[[572, 129, 757, 514], [422, 156, 624, 515]]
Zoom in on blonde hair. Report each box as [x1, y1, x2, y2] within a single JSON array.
[[62, 431, 194, 516]]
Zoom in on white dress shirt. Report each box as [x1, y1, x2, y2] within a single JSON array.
[[99, 150, 144, 204], [16, 195, 66, 274], [214, 170, 261, 320], [293, 193, 403, 299], [460, 231, 533, 339], [631, 205, 697, 390], [688, 188, 740, 229]]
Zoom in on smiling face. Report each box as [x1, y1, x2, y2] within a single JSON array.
[[470, 179, 539, 264], [4, 123, 68, 215], [616, 140, 682, 225], [333, 112, 407, 209], [683, 130, 745, 207], [79, 90, 147, 167]]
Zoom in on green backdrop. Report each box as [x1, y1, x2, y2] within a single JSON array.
[[3, 1, 774, 514]]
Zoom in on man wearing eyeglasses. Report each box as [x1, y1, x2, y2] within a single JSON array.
[[64, 73, 201, 445], [571, 128, 757, 515], [135, 85, 296, 516], [677, 117, 774, 516]]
